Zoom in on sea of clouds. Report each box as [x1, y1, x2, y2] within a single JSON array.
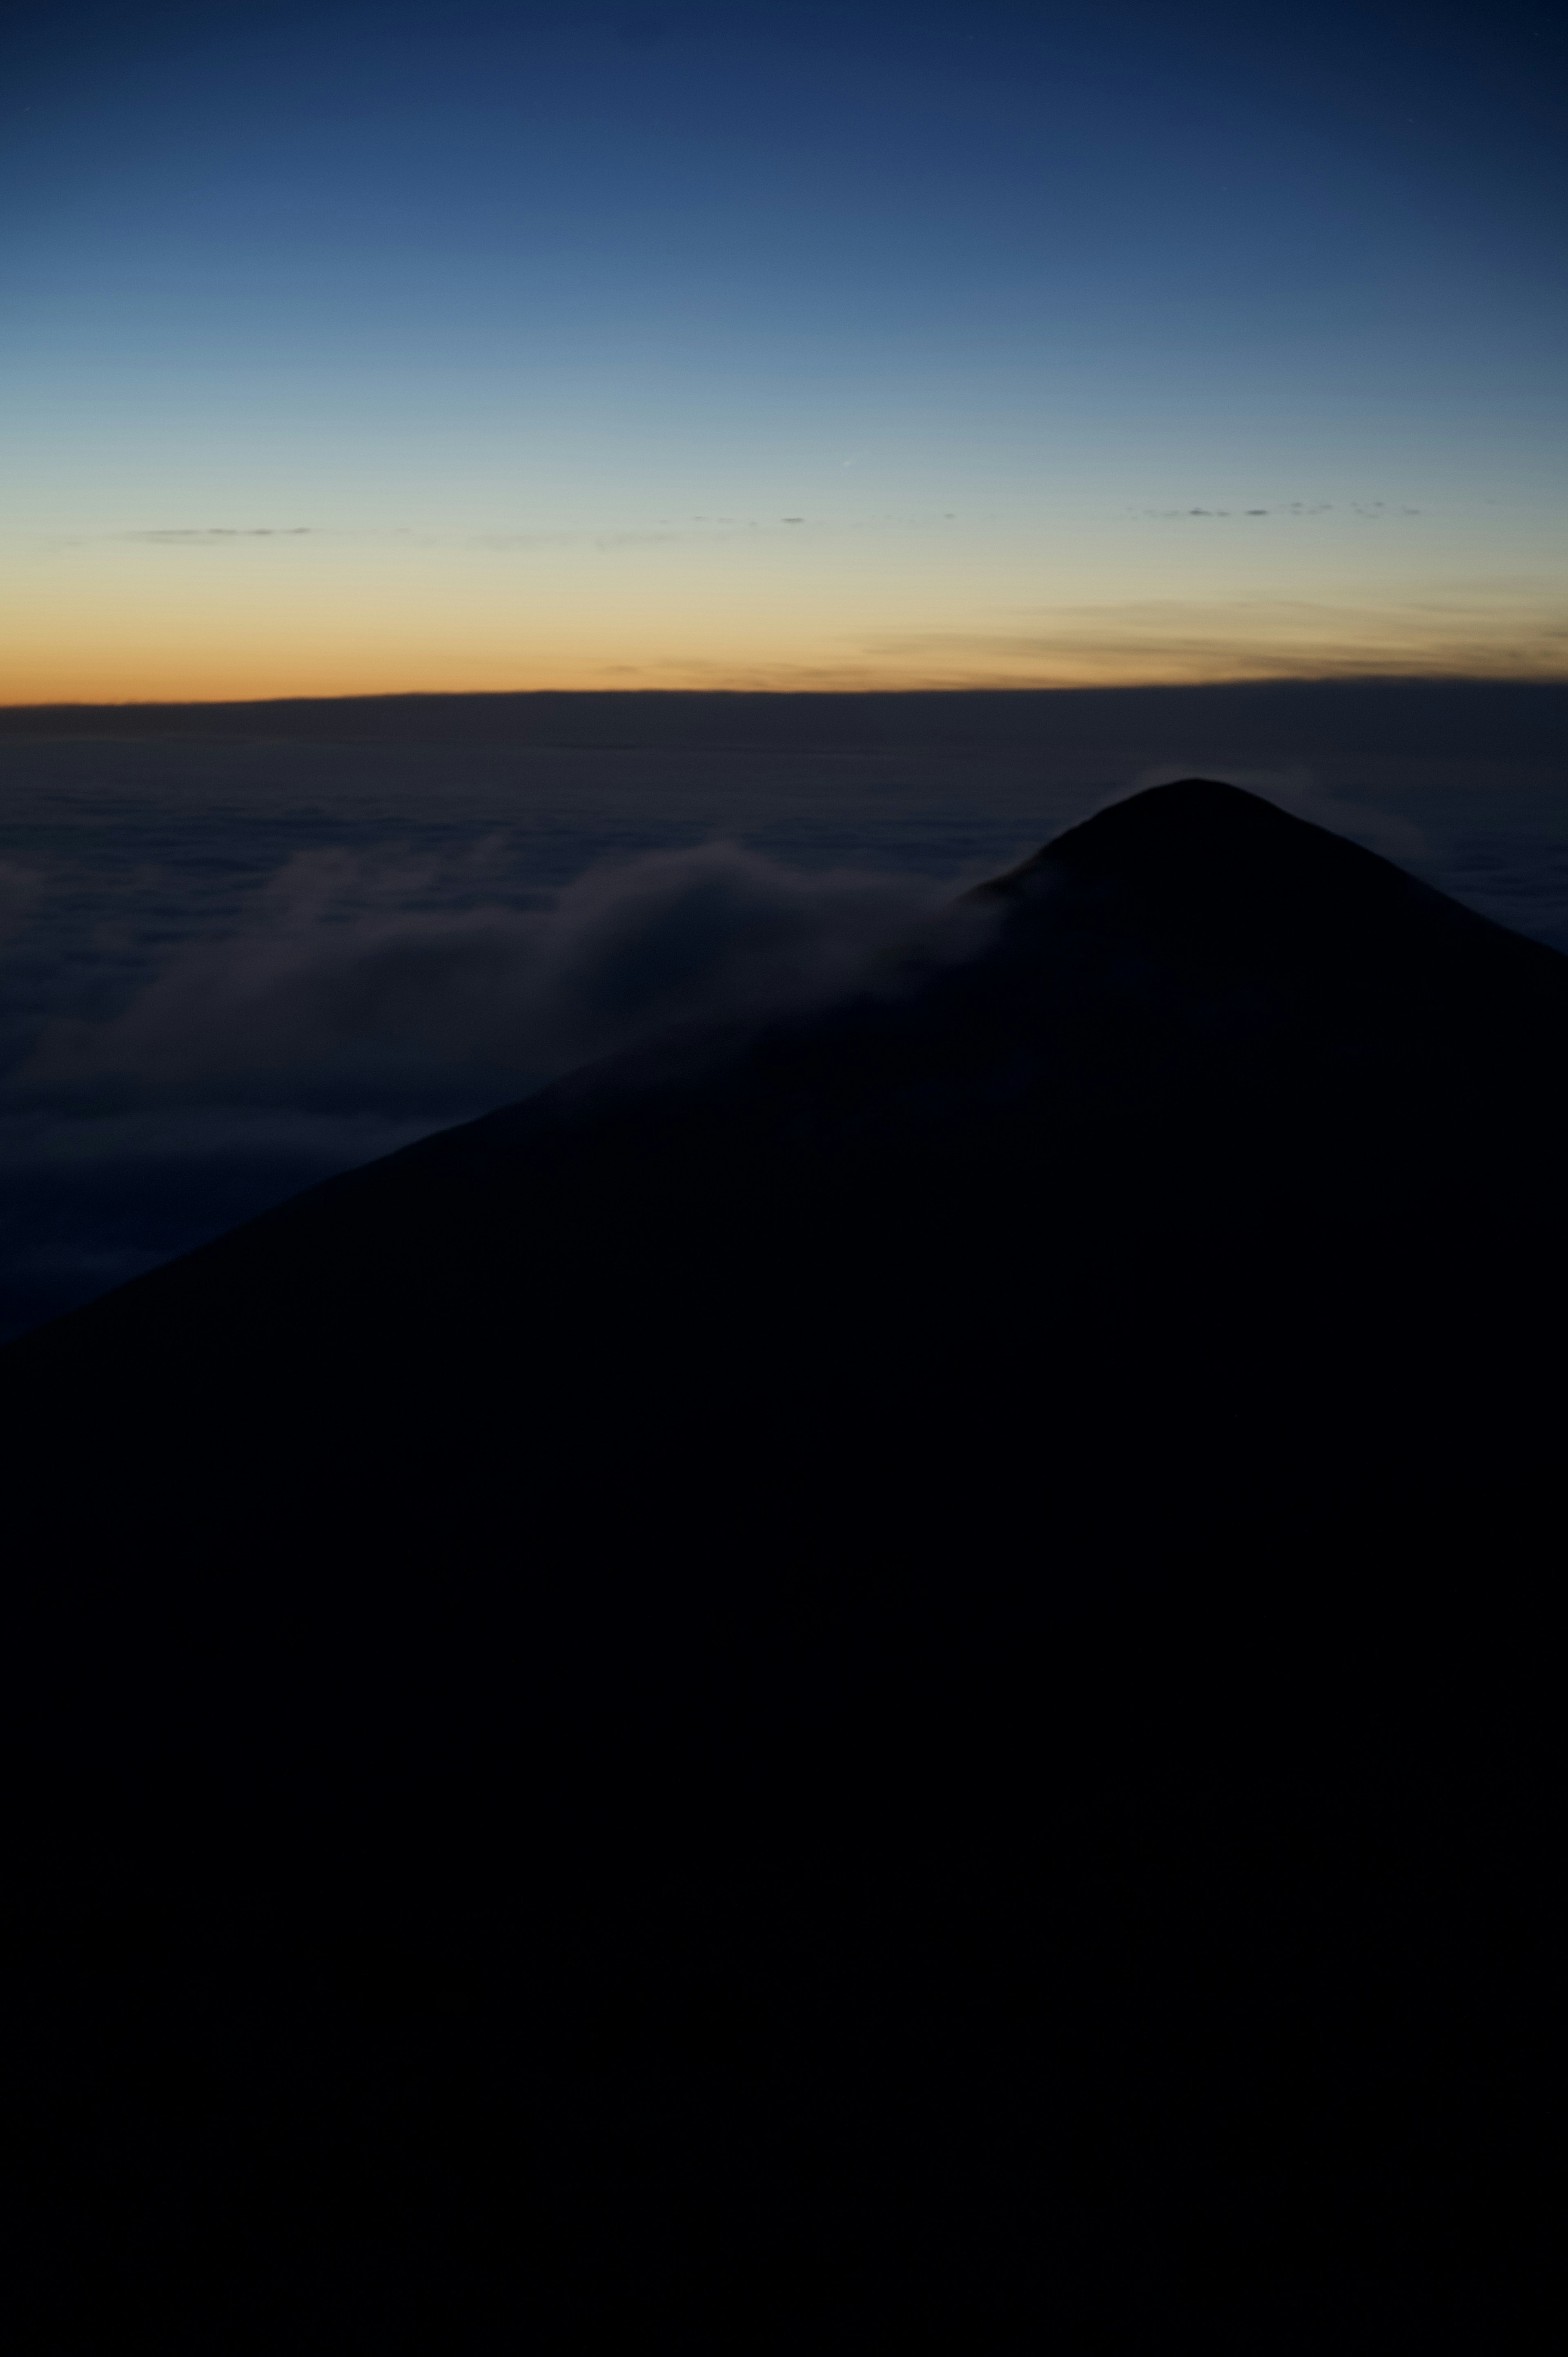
[[3, 688, 1566, 1338]]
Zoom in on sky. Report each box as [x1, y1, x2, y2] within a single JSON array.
[[2, 0, 1566, 701]]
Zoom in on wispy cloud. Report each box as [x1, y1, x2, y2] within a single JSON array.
[[470, 513, 947, 553], [861, 589, 1568, 684], [120, 527, 316, 542], [21, 841, 974, 1115], [25, 515, 956, 560], [474, 529, 685, 552], [474, 520, 817, 553], [1134, 502, 1420, 520]]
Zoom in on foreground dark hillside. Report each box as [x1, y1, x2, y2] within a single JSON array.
[[5, 782, 1564, 2351]]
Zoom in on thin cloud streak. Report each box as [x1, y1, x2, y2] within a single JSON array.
[[120, 528, 317, 542], [1129, 502, 1425, 520], [863, 593, 1568, 686]]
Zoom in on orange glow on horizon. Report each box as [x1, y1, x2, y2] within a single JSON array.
[[4, 532, 1564, 706]]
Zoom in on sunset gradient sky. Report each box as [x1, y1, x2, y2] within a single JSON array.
[[4, 0, 1565, 702]]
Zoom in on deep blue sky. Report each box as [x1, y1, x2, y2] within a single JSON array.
[[4, 0, 1565, 697]]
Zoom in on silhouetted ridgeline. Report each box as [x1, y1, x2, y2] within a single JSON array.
[[6, 784, 1563, 2350]]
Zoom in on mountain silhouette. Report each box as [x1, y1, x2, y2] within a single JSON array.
[[6, 782, 1563, 2351]]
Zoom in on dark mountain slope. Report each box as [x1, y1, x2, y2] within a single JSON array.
[[8, 778, 1564, 1735], [4, 782, 1564, 2353]]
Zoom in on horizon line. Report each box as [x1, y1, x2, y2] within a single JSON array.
[[7, 670, 1568, 718]]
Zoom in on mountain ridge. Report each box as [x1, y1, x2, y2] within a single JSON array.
[[4, 778, 1563, 2351], [6, 776, 1564, 1755], [15, 775, 1566, 1374]]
